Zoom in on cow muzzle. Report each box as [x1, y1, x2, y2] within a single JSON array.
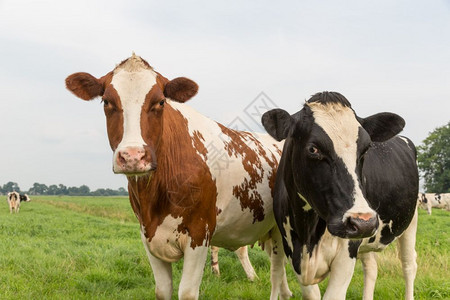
[[113, 146, 156, 175], [328, 212, 379, 239]]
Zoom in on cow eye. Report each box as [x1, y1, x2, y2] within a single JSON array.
[[159, 99, 165, 106], [102, 99, 109, 106], [307, 144, 323, 160], [308, 146, 319, 155]]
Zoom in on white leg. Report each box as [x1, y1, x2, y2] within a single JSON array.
[[322, 241, 356, 300], [178, 243, 209, 300], [210, 246, 220, 276], [235, 246, 258, 281], [427, 200, 432, 215], [397, 208, 418, 300], [360, 252, 377, 300], [301, 284, 321, 300], [268, 227, 293, 300], [140, 232, 173, 300]]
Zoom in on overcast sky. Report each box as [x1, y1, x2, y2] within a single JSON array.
[[1, 1, 449, 191]]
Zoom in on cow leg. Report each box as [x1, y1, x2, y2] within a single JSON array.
[[300, 284, 321, 300], [210, 246, 220, 276], [427, 200, 432, 215], [140, 232, 173, 299], [268, 227, 293, 300], [397, 208, 418, 300], [178, 244, 209, 300], [235, 246, 258, 281], [322, 244, 356, 300], [360, 252, 378, 300]]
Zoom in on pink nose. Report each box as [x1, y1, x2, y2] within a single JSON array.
[[115, 147, 153, 174]]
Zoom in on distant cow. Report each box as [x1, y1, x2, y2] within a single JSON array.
[[20, 194, 31, 202], [418, 192, 450, 214], [7, 191, 20, 213], [65, 54, 291, 299], [262, 92, 418, 300], [433, 193, 450, 210]]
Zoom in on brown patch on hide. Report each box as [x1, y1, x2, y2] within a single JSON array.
[[128, 103, 218, 249], [193, 130, 207, 161]]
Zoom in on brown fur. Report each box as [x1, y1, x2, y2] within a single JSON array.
[[164, 77, 199, 103], [128, 104, 217, 248]]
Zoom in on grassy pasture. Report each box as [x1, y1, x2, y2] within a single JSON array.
[[0, 196, 448, 299]]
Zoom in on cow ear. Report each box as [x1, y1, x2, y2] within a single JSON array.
[[359, 112, 405, 142], [262, 109, 294, 141], [65, 72, 106, 101], [164, 77, 198, 103]]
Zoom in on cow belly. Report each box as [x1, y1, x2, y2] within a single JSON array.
[[210, 168, 277, 249], [211, 213, 274, 250], [211, 198, 275, 249], [143, 215, 187, 263]]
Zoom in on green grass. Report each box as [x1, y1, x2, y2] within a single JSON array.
[[0, 196, 448, 299]]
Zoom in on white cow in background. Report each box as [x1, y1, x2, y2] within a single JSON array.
[[418, 192, 450, 215], [7, 191, 20, 213]]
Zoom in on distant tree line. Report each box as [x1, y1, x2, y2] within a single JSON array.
[[0, 182, 128, 196]]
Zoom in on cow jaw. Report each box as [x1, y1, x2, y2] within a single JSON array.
[[111, 63, 157, 175]]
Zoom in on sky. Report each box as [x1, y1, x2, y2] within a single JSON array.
[[1, 0, 449, 191]]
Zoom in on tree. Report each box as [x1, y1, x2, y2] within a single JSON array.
[[2, 182, 21, 194], [29, 182, 48, 195], [417, 122, 450, 193]]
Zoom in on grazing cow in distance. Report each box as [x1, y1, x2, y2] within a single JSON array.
[[418, 192, 450, 214], [433, 193, 450, 210], [7, 191, 20, 213], [20, 194, 31, 202], [262, 91, 419, 300], [417, 193, 432, 214], [65, 54, 292, 300]]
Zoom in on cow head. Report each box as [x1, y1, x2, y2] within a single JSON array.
[[262, 91, 405, 239], [65, 54, 198, 175]]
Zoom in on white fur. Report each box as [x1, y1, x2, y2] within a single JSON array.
[[170, 100, 283, 248], [308, 102, 376, 219], [111, 65, 157, 171], [283, 217, 295, 254]]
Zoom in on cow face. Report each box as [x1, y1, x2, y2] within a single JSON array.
[[262, 92, 405, 239], [65, 54, 198, 175]]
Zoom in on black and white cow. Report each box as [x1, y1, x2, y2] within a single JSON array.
[[418, 192, 450, 214], [262, 92, 419, 300], [20, 194, 31, 202], [7, 191, 20, 213]]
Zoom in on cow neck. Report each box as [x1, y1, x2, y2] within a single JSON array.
[[285, 144, 326, 254], [126, 102, 218, 247], [127, 102, 193, 200]]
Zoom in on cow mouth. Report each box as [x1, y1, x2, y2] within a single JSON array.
[[114, 163, 157, 176]]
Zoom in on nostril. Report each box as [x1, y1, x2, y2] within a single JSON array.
[[346, 218, 359, 233], [118, 152, 127, 165]]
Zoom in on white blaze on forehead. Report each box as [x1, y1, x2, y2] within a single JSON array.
[[111, 59, 157, 149], [308, 102, 374, 215]]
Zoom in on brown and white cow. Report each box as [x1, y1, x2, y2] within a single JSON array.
[[7, 191, 20, 213], [65, 54, 291, 299]]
